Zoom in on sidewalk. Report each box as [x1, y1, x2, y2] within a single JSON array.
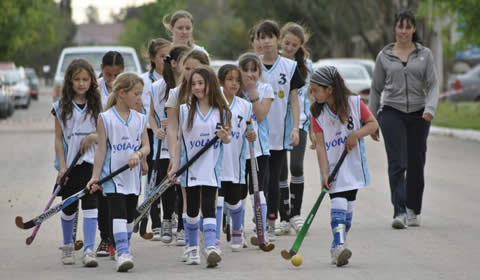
[[430, 125, 480, 142]]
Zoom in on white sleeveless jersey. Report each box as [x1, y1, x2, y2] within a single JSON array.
[[193, 44, 209, 57], [179, 104, 224, 187], [98, 77, 110, 111], [314, 95, 370, 193], [298, 59, 313, 131], [241, 82, 274, 159], [221, 96, 252, 183], [261, 56, 297, 150], [140, 71, 161, 128], [151, 79, 170, 159], [52, 101, 96, 169], [100, 107, 147, 195]]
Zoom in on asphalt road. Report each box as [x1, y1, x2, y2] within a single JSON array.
[[1, 93, 478, 280]]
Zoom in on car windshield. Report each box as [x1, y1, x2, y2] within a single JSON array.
[[60, 52, 138, 76], [336, 66, 368, 80]]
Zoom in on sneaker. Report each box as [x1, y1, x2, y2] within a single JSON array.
[[266, 223, 276, 242], [231, 230, 243, 252], [151, 228, 162, 241], [215, 239, 222, 255], [392, 214, 408, 229], [161, 220, 173, 243], [82, 249, 98, 267], [275, 221, 291, 236], [290, 215, 305, 233], [116, 253, 134, 272], [186, 246, 201, 265], [107, 241, 116, 260], [406, 208, 421, 227], [332, 245, 352, 267], [175, 230, 186, 246], [96, 239, 109, 257], [205, 247, 222, 268], [61, 244, 75, 265], [181, 246, 189, 262]]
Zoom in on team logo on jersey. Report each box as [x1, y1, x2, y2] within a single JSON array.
[[278, 90, 285, 98], [112, 142, 141, 153], [325, 135, 347, 152]]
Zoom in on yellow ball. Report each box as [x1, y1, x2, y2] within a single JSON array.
[[291, 254, 303, 267]]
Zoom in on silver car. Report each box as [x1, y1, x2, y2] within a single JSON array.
[[447, 64, 480, 102], [0, 74, 15, 118], [0, 68, 31, 109]]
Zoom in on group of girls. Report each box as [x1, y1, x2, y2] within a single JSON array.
[[52, 8, 377, 273]]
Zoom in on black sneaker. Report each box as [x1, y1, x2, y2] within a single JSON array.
[[96, 239, 109, 257]]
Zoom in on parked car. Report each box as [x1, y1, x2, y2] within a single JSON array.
[[313, 60, 372, 103], [447, 64, 480, 102], [0, 67, 31, 109], [54, 46, 143, 101], [314, 58, 375, 78], [24, 68, 40, 101], [0, 73, 15, 118]]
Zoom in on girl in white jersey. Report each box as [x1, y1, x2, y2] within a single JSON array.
[[87, 73, 150, 272], [53, 59, 102, 267], [256, 20, 304, 240], [163, 10, 209, 56], [277, 22, 314, 235], [149, 45, 190, 243], [309, 66, 378, 267], [216, 64, 256, 252], [140, 39, 171, 206], [96, 51, 124, 258], [238, 53, 274, 240], [168, 66, 231, 268], [165, 49, 210, 259]]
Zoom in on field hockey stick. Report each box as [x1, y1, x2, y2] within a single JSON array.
[[223, 206, 231, 242], [246, 121, 275, 252], [16, 163, 130, 230], [71, 211, 83, 250], [281, 148, 348, 260], [139, 137, 162, 238], [133, 133, 222, 238], [25, 151, 82, 246]]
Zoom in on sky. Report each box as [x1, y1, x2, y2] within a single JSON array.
[[68, 0, 156, 24]]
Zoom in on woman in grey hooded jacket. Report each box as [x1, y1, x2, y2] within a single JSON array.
[[368, 10, 439, 229]]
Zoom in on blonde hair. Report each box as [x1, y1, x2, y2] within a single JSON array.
[[163, 10, 194, 47], [106, 72, 144, 110]]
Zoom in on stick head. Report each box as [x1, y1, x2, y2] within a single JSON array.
[[281, 249, 293, 260], [142, 232, 153, 240], [26, 236, 33, 245], [260, 243, 275, 252], [74, 240, 84, 251], [15, 216, 24, 229]]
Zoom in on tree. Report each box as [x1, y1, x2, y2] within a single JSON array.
[[86, 5, 100, 24]]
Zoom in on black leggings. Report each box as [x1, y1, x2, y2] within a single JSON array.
[[219, 182, 244, 205], [61, 162, 97, 216], [246, 155, 270, 195], [146, 129, 155, 179], [185, 186, 217, 218], [267, 150, 287, 220], [329, 189, 358, 202], [97, 193, 112, 241], [107, 193, 138, 222]]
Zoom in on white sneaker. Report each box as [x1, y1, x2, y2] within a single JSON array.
[[266, 223, 276, 242], [175, 230, 186, 246], [406, 208, 421, 226], [82, 249, 98, 267], [181, 246, 188, 262], [392, 214, 408, 229], [151, 228, 162, 241], [289, 215, 305, 233], [161, 220, 173, 243], [61, 244, 75, 265], [275, 221, 291, 236], [186, 246, 201, 265], [332, 245, 352, 267], [205, 247, 222, 268], [116, 253, 134, 272]]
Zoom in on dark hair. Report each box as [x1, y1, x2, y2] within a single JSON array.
[[394, 10, 422, 43], [309, 72, 354, 124], [280, 22, 310, 80], [163, 45, 189, 101], [163, 10, 194, 47], [61, 59, 101, 126], [218, 64, 243, 96], [185, 66, 231, 130], [256, 20, 280, 39], [99, 51, 124, 78], [146, 38, 171, 78], [176, 49, 210, 109], [238, 52, 263, 76]]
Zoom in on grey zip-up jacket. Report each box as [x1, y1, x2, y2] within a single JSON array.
[[368, 43, 439, 119]]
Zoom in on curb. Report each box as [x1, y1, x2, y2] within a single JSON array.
[[430, 126, 480, 142]]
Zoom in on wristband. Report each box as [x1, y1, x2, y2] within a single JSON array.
[[250, 96, 260, 104]]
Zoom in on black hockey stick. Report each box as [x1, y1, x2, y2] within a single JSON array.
[[16, 164, 130, 230]]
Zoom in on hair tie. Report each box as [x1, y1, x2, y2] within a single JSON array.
[[164, 55, 172, 64]]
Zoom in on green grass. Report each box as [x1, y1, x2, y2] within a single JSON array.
[[433, 102, 480, 130]]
